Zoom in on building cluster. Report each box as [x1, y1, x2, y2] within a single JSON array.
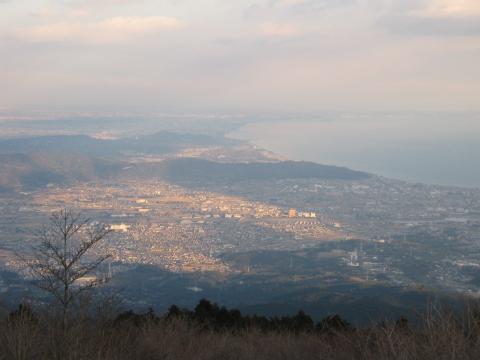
[[0, 180, 345, 275], [0, 172, 479, 295], [288, 208, 316, 218]]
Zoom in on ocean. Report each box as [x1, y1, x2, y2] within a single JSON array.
[[228, 113, 480, 188]]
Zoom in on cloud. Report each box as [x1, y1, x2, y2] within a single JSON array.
[[243, 0, 356, 39], [411, 0, 480, 18], [383, 15, 480, 36], [375, 0, 480, 36], [2, 0, 479, 113], [244, 0, 356, 19], [66, 0, 146, 6], [15, 16, 183, 43], [259, 22, 299, 37], [273, 0, 357, 10]]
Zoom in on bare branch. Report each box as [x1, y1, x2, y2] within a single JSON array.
[[20, 209, 112, 328]]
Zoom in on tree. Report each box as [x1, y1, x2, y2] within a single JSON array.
[[23, 209, 112, 328], [316, 314, 351, 334]]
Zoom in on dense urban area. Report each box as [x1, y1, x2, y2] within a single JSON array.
[[0, 119, 480, 320]]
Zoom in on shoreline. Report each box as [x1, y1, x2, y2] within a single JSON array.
[[226, 120, 480, 190]]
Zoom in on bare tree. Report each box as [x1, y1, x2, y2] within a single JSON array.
[[23, 209, 112, 328]]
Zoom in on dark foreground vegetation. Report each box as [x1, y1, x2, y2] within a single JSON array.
[[2, 299, 480, 360]]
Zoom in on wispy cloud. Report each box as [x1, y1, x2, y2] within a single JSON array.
[[245, 0, 356, 19], [411, 0, 480, 18], [375, 0, 480, 36], [382, 15, 480, 36], [15, 16, 183, 43], [1, 0, 479, 112], [259, 22, 299, 37]]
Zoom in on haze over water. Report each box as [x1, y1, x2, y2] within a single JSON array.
[[230, 113, 480, 189]]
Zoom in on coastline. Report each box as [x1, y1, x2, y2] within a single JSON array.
[[226, 119, 480, 190]]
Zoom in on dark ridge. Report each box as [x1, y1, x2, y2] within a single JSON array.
[[0, 131, 233, 156], [0, 135, 107, 155], [19, 170, 66, 191], [157, 158, 370, 184], [0, 153, 121, 192]]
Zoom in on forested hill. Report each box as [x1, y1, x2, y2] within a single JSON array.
[[0, 155, 370, 193], [0, 131, 232, 157], [155, 158, 370, 184]]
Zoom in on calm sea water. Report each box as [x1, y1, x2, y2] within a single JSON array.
[[228, 114, 480, 188]]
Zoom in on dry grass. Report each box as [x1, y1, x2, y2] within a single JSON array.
[[1, 304, 480, 360]]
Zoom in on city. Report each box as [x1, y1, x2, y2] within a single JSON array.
[[1, 142, 479, 304]]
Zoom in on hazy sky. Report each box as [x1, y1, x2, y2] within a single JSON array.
[[1, 0, 479, 113]]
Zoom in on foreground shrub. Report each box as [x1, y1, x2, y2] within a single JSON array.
[[1, 300, 480, 359]]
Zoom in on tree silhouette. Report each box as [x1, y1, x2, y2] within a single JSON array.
[[316, 314, 351, 334], [22, 209, 112, 328]]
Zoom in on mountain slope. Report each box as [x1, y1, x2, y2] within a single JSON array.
[[128, 158, 370, 184]]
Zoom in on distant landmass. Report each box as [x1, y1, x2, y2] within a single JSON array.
[[0, 133, 370, 192], [0, 131, 233, 157], [155, 158, 370, 184], [0, 128, 478, 336], [0, 153, 119, 192]]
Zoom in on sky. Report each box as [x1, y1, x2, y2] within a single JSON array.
[[1, 0, 479, 114]]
